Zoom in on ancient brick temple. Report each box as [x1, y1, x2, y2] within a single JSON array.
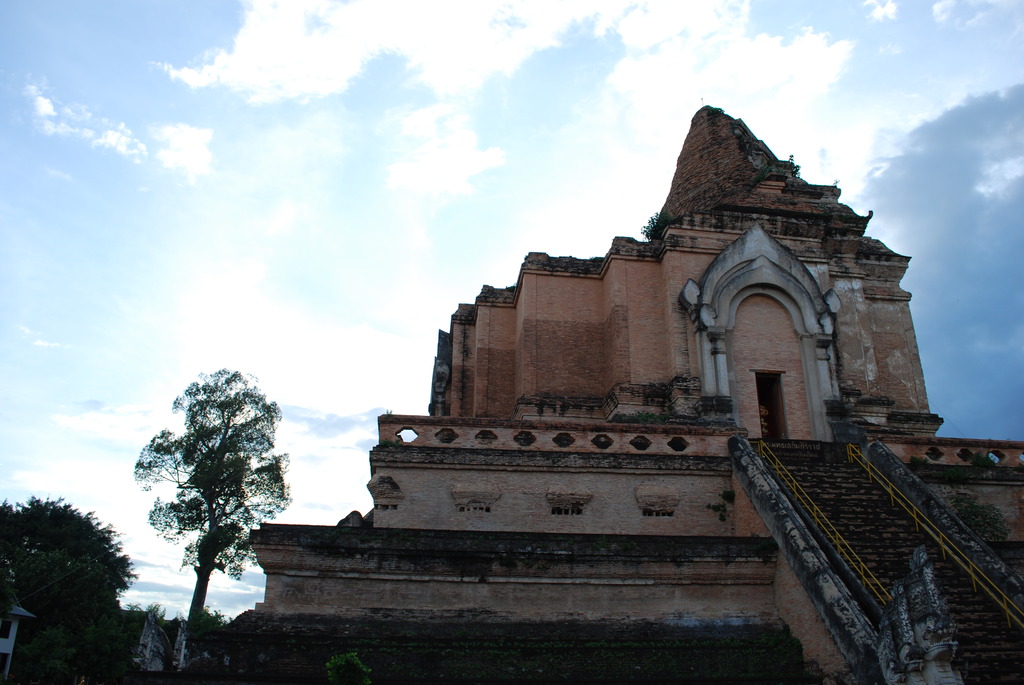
[[149, 107, 1024, 685]]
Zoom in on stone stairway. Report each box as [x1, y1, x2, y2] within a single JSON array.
[[774, 452, 1024, 684]]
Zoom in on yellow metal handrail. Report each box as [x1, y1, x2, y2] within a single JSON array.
[[845, 444, 1024, 630], [753, 440, 891, 604]]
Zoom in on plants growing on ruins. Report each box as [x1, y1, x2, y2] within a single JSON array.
[[190, 606, 230, 638], [752, 536, 779, 555], [707, 490, 735, 522], [969, 451, 997, 468], [950, 493, 1009, 542], [326, 651, 372, 685], [641, 211, 674, 241], [754, 154, 801, 184], [939, 466, 970, 483], [787, 154, 801, 178], [135, 369, 290, 627], [909, 456, 928, 471]]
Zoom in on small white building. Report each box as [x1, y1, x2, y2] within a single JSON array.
[[1, 605, 35, 678]]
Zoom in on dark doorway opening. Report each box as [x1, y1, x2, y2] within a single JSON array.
[[755, 373, 786, 439]]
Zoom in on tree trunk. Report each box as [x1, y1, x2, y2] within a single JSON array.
[[187, 565, 213, 626]]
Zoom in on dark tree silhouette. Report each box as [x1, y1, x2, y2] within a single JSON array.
[[0, 497, 135, 683], [135, 369, 290, 625]]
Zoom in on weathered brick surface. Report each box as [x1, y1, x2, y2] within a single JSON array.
[[254, 527, 780, 622], [773, 554, 850, 679], [368, 442, 736, 536], [660, 106, 775, 217], [180, 106, 1018, 684], [440, 107, 937, 438], [730, 294, 813, 440]]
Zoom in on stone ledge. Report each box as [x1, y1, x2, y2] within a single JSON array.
[[254, 525, 776, 561], [370, 445, 732, 472], [252, 527, 783, 625], [875, 435, 1024, 467]]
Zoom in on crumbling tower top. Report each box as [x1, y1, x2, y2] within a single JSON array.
[[660, 106, 865, 224]]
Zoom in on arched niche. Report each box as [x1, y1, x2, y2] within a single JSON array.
[[679, 225, 840, 439]]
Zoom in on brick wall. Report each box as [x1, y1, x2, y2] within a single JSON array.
[[255, 526, 781, 625], [730, 294, 813, 440], [440, 107, 937, 437], [773, 554, 849, 677]]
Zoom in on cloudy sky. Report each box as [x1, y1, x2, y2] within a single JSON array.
[[2, 0, 1023, 617]]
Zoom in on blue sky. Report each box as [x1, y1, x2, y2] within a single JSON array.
[[2, 0, 1023, 617]]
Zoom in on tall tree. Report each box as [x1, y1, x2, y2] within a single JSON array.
[[135, 369, 290, 625], [0, 497, 136, 683]]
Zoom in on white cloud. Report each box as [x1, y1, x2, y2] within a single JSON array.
[[616, 2, 747, 48], [167, 256, 428, 417], [153, 123, 214, 182], [17, 324, 67, 348], [932, 0, 1024, 27], [92, 122, 147, 160], [25, 84, 147, 160], [45, 167, 73, 181], [933, 0, 956, 22], [865, 0, 898, 21], [30, 87, 57, 117], [32, 339, 67, 348], [263, 199, 310, 236], [387, 105, 504, 197], [274, 412, 377, 524], [160, 0, 651, 102], [52, 404, 160, 444], [976, 155, 1024, 197], [602, 25, 854, 153]]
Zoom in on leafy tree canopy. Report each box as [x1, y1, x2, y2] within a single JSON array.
[[135, 369, 290, 624], [0, 497, 136, 683]]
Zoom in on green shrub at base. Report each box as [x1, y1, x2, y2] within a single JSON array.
[[327, 651, 372, 685]]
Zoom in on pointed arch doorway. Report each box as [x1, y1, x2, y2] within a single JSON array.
[[682, 225, 842, 441]]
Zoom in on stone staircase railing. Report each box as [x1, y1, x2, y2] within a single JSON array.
[[863, 441, 1024, 629], [729, 435, 884, 683], [774, 441, 1024, 683]]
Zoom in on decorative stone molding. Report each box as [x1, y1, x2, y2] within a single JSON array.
[[546, 490, 593, 515], [553, 432, 576, 447], [877, 546, 963, 685], [450, 486, 501, 510], [474, 429, 498, 444], [680, 225, 842, 439], [367, 474, 405, 508], [377, 415, 737, 456], [514, 431, 537, 446], [634, 483, 680, 516], [436, 428, 459, 443]]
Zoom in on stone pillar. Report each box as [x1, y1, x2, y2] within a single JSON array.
[[709, 328, 730, 398]]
